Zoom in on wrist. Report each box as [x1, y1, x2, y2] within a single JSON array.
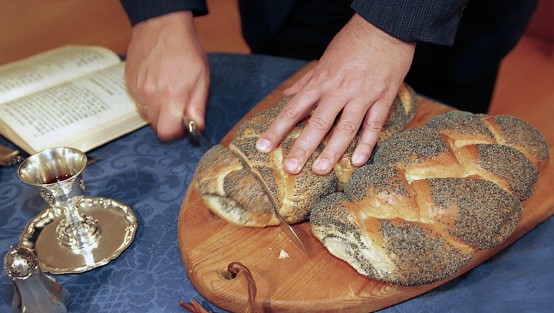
[[133, 11, 194, 35], [349, 13, 416, 48]]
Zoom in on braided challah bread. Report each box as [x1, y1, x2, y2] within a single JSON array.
[[310, 110, 549, 286], [196, 83, 418, 227]]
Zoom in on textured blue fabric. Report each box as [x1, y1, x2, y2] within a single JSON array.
[[1, 53, 553, 313]]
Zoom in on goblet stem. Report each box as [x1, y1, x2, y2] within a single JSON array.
[[56, 198, 101, 250]]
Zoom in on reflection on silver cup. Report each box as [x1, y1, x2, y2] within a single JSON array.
[[18, 147, 101, 251]]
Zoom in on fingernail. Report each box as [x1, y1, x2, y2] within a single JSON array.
[[313, 158, 331, 173], [256, 138, 271, 152], [352, 153, 367, 166], [284, 158, 299, 173]]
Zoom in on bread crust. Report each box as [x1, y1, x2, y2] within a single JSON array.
[[311, 110, 548, 286]]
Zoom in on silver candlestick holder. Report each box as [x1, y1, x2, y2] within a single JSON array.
[[17, 147, 138, 274]]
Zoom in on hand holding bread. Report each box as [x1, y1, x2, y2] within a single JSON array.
[[196, 83, 417, 226]]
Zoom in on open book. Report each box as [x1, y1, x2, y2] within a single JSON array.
[[0, 45, 148, 155]]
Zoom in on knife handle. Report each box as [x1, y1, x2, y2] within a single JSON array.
[[182, 116, 197, 134], [182, 115, 213, 149]]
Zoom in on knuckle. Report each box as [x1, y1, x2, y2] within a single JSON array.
[[282, 105, 299, 119], [357, 141, 375, 150], [311, 68, 332, 83], [290, 145, 310, 159], [374, 82, 387, 95], [337, 120, 358, 135], [365, 120, 383, 133], [141, 81, 159, 98], [264, 129, 281, 141], [308, 115, 331, 131], [321, 146, 341, 161]]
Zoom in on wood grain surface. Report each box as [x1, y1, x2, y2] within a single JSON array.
[[178, 62, 554, 312]]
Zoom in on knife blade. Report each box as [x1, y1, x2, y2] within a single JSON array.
[[184, 115, 307, 253], [272, 205, 308, 253], [183, 116, 213, 150], [258, 176, 308, 254]]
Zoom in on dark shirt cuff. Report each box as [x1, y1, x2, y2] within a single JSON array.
[[351, 0, 467, 46], [120, 0, 208, 26]]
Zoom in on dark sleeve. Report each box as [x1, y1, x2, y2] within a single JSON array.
[[351, 0, 468, 46], [120, 0, 208, 26]]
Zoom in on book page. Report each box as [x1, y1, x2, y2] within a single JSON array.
[[0, 62, 146, 153], [0, 45, 121, 104]]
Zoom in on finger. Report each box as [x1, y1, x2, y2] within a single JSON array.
[[156, 99, 185, 140], [144, 101, 161, 137], [283, 68, 314, 96], [312, 98, 368, 175], [132, 68, 165, 136], [184, 74, 210, 131], [135, 102, 149, 121], [127, 67, 149, 121], [256, 89, 319, 154], [352, 100, 391, 166], [283, 94, 345, 174]]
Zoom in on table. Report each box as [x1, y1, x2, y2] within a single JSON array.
[[1, 53, 553, 313]]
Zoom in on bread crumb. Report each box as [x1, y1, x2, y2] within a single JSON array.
[[278, 249, 289, 259]]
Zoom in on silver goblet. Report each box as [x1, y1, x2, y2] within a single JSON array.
[[17, 147, 137, 274]]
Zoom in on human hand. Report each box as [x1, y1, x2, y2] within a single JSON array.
[[125, 11, 210, 140], [255, 14, 416, 175]]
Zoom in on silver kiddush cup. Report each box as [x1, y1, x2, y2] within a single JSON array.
[[18, 147, 101, 251], [17, 147, 138, 274], [4, 246, 70, 313]]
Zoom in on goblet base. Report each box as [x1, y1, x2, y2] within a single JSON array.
[[19, 196, 138, 274]]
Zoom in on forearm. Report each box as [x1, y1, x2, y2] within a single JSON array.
[[351, 0, 468, 45]]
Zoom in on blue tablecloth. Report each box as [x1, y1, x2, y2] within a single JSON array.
[[1, 53, 553, 313]]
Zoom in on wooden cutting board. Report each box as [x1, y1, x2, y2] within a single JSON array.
[[178, 62, 554, 312]]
